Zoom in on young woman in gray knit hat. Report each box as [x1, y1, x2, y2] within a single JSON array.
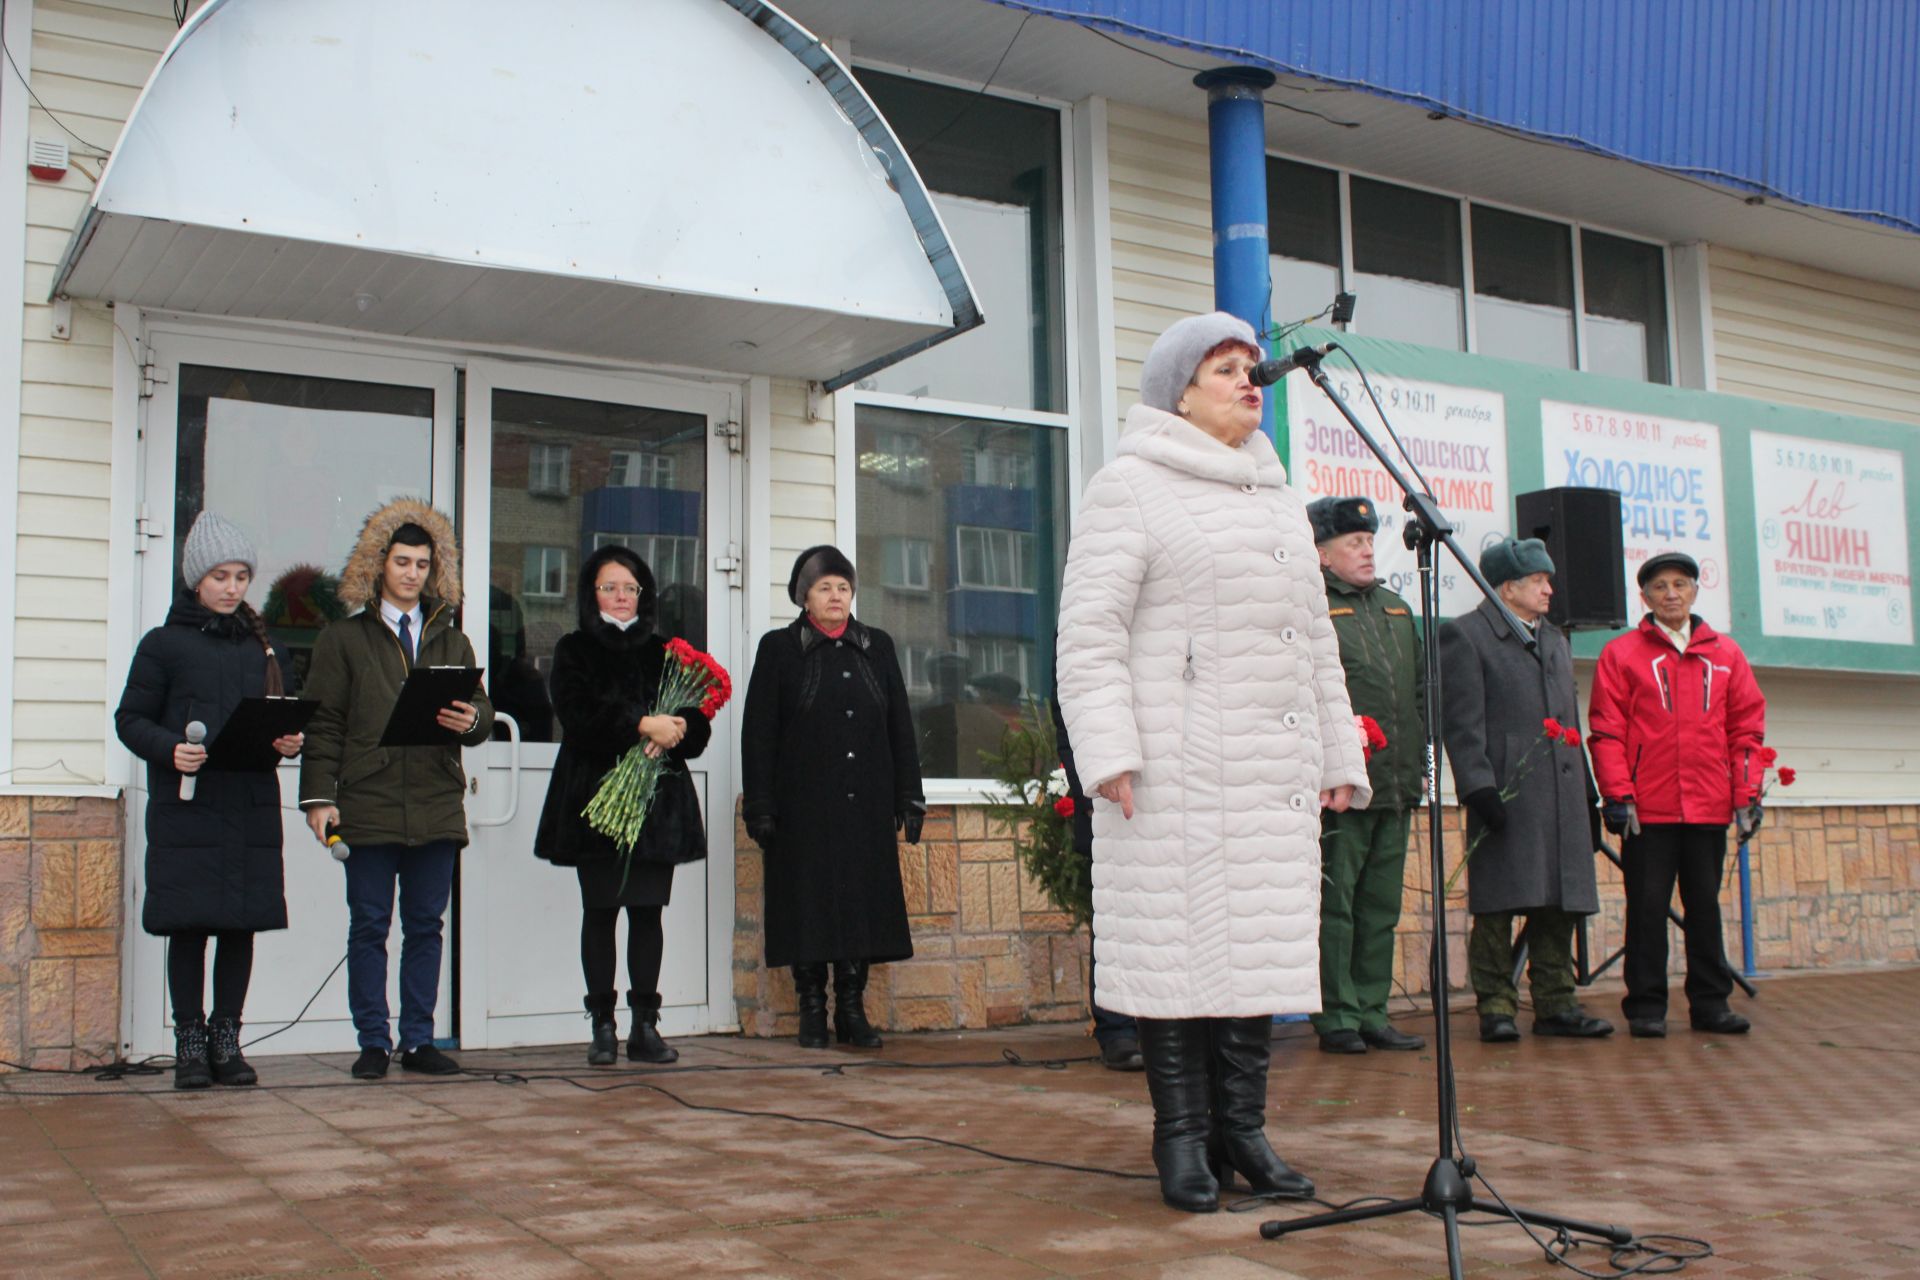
[[114, 511, 304, 1089]]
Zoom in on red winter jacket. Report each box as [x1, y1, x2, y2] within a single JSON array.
[[1587, 616, 1767, 825]]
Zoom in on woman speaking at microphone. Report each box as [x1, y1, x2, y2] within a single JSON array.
[[115, 512, 304, 1089]]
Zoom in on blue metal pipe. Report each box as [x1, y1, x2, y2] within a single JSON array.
[[1738, 838, 1757, 976], [1195, 67, 1277, 443]]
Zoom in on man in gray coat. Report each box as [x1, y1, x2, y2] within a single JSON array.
[[1439, 537, 1611, 1043]]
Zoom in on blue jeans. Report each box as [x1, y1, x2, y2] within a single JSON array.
[[343, 840, 458, 1052]]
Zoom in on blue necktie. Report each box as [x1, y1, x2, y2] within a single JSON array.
[[397, 612, 415, 665]]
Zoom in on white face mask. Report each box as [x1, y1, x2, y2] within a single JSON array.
[[599, 610, 639, 631]]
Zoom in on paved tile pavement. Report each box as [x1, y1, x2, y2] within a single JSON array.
[[2, 967, 1914, 1278]]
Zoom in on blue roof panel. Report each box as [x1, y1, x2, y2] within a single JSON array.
[[989, 0, 1920, 234]]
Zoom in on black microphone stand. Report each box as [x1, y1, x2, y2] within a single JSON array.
[[1258, 349, 1635, 1278]]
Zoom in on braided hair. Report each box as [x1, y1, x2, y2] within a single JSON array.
[[234, 600, 285, 696]]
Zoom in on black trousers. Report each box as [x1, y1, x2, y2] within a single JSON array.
[[581, 905, 664, 998], [1620, 823, 1735, 1021], [167, 931, 255, 1024]]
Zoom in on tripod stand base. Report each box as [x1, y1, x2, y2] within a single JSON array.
[[1259, 1157, 1633, 1278]]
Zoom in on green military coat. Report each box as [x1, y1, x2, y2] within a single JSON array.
[[1323, 570, 1426, 811]]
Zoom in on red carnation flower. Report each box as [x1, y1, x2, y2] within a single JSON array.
[[1561, 727, 1581, 747], [1757, 746, 1779, 767], [1776, 767, 1796, 787], [1542, 717, 1564, 738], [1053, 796, 1075, 818]]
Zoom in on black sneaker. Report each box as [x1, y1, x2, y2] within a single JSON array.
[[399, 1044, 462, 1075], [351, 1047, 390, 1080], [1360, 1025, 1426, 1052], [1690, 1009, 1750, 1035]]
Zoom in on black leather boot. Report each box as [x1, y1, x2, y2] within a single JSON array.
[[627, 993, 678, 1063], [832, 960, 883, 1048], [584, 993, 618, 1066], [792, 964, 830, 1049], [208, 1015, 256, 1086], [173, 1016, 211, 1090], [1136, 1017, 1219, 1213], [1206, 1017, 1314, 1198]]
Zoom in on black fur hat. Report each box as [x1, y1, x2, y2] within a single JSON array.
[[787, 544, 857, 607], [1307, 496, 1380, 544]]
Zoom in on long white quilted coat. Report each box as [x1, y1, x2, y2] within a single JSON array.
[[1057, 405, 1372, 1019]]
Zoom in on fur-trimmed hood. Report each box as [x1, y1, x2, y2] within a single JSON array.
[[337, 498, 461, 611]]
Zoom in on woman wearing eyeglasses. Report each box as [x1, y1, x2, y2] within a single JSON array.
[[534, 546, 712, 1066]]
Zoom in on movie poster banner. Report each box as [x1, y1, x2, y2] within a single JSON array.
[[1287, 370, 1508, 616], [1749, 432, 1912, 645], [1539, 401, 1730, 628]]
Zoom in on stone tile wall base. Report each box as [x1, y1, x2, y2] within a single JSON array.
[[731, 801, 1920, 1036], [0, 796, 125, 1072]]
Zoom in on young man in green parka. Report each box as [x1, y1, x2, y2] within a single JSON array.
[[1308, 497, 1428, 1054]]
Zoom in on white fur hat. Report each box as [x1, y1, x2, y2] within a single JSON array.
[[1138, 311, 1260, 413]]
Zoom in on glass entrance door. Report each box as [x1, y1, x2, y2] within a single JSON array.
[[458, 361, 739, 1048], [129, 332, 459, 1056]]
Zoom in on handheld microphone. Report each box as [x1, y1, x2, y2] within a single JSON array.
[[326, 822, 351, 862], [1249, 343, 1334, 387], [180, 721, 207, 801]]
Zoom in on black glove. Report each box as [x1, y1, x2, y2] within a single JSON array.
[[1464, 787, 1507, 833], [745, 815, 777, 851], [1735, 802, 1764, 843], [898, 800, 927, 845], [1601, 800, 1640, 838]]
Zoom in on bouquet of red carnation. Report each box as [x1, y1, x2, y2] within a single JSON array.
[[1755, 746, 1795, 796], [584, 638, 732, 881], [1355, 714, 1389, 761]]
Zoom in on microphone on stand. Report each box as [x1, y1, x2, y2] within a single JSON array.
[[179, 721, 207, 801], [1249, 342, 1335, 387]]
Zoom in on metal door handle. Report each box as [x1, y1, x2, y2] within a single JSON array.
[[469, 711, 520, 827]]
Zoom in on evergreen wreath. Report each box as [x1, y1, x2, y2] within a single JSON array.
[[978, 698, 1092, 930]]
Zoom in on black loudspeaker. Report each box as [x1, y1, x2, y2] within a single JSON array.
[[1514, 487, 1628, 630]]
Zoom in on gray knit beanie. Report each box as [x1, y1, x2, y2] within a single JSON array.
[[1139, 311, 1260, 413], [181, 510, 257, 588], [1480, 536, 1555, 588]]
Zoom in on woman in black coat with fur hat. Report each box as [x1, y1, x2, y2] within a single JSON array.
[[741, 545, 925, 1049], [115, 511, 303, 1090], [534, 546, 712, 1066]]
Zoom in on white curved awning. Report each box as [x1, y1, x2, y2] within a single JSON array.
[[52, 0, 980, 388]]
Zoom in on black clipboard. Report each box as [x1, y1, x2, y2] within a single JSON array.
[[206, 696, 320, 771], [378, 666, 485, 747]]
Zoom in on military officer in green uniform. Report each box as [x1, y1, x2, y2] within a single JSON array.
[[1309, 497, 1428, 1054]]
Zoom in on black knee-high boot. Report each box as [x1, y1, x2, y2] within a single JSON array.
[[1136, 1017, 1219, 1213], [793, 964, 830, 1049], [832, 960, 882, 1048], [1206, 1016, 1314, 1198]]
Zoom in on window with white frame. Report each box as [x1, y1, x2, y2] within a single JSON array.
[[1267, 157, 1672, 383], [847, 69, 1072, 785], [593, 531, 701, 587], [860, 429, 931, 488], [523, 545, 569, 597], [528, 442, 571, 495], [607, 449, 674, 488], [956, 526, 1035, 592], [883, 537, 933, 591]]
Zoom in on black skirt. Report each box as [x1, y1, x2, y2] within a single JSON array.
[[576, 859, 675, 910]]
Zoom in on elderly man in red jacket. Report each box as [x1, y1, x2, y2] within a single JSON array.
[[1588, 551, 1766, 1039]]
